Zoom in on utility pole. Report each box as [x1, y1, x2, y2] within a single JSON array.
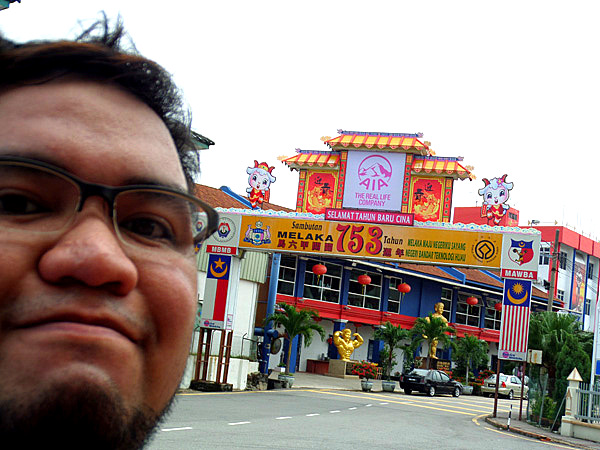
[[547, 229, 560, 312]]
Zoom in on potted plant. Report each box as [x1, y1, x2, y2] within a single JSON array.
[[264, 303, 325, 388], [351, 361, 378, 391], [374, 321, 410, 392]]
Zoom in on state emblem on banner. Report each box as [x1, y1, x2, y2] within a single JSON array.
[[508, 239, 534, 266]]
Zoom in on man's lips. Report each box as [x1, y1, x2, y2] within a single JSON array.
[[17, 314, 140, 344]]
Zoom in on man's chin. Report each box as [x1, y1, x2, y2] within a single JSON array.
[[0, 379, 168, 450]]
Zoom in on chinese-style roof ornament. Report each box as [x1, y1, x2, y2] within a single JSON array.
[[478, 174, 513, 226], [246, 160, 276, 209]]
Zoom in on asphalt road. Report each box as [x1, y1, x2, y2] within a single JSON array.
[[147, 389, 578, 450]]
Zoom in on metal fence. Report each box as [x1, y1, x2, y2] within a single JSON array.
[[575, 382, 600, 423]]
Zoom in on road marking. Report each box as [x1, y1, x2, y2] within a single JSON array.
[[306, 413, 320, 417], [228, 422, 250, 426], [379, 402, 389, 405], [276, 416, 292, 420], [472, 413, 488, 426], [162, 427, 193, 432], [304, 390, 476, 416], [330, 410, 341, 413], [348, 407, 357, 410]]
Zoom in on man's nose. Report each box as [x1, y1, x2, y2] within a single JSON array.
[[38, 199, 138, 296]]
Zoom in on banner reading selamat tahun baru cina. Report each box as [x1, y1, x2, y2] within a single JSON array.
[[238, 215, 503, 268]]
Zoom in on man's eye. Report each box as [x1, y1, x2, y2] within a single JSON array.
[[0, 193, 47, 215], [119, 217, 176, 243]]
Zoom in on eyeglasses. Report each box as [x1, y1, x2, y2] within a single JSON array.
[[0, 156, 219, 256]]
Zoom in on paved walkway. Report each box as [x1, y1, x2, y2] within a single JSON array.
[[285, 372, 600, 450]]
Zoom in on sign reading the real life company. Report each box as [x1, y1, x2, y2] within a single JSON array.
[[238, 215, 506, 268]]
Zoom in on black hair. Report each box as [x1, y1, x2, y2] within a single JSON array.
[[0, 13, 199, 189]]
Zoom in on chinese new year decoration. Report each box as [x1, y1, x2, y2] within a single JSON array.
[[466, 296, 478, 306], [246, 160, 276, 209]]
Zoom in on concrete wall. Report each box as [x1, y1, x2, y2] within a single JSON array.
[[181, 355, 258, 390]]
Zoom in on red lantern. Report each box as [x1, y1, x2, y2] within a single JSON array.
[[494, 302, 502, 312], [397, 283, 411, 294], [357, 274, 371, 286], [466, 296, 478, 306], [312, 263, 327, 276]]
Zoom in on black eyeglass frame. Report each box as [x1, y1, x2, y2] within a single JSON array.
[[0, 155, 219, 246]]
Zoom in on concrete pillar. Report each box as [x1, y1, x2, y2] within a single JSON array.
[[561, 367, 583, 437]]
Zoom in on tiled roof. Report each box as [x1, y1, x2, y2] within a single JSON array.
[[397, 262, 463, 282], [279, 152, 340, 170], [194, 184, 293, 212], [325, 132, 430, 154], [412, 157, 474, 180]]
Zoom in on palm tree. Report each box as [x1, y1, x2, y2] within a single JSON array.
[[452, 334, 489, 385], [528, 311, 581, 394], [411, 314, 455, 369], [374, 321, 411, 380], [264, 303, 325, 374]]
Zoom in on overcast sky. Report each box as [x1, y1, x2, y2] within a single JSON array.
[[2, 1, 599, 241]]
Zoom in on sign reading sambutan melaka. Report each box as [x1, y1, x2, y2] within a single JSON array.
[[238, 215, 504, 268]]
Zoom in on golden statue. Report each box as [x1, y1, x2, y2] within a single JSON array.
[[427, 302, 449, 359], [333, 328, 364, 361]]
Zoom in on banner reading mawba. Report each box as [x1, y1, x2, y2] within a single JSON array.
[[238, 215, 504, 268]]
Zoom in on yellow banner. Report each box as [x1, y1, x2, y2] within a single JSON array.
[[239, 215, 503, 268]]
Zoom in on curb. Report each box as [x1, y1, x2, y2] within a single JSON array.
[[484, 415, 595, 450]]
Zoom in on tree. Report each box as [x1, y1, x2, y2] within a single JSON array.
[[374, 321, 411, 380], [410, 314, 455, 369], [264, 303, 325, 374], [554, 333, 591, 407], [528, 311, 582, 394], [452, 334, 489, 385]]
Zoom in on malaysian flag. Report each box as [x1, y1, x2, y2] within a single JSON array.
[[498, 279, 532, 360]]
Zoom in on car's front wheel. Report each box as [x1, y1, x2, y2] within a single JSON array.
[[453, 386, 461, 397], [427, 386, 436, 397]]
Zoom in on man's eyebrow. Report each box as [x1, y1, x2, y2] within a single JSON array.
[[0, 151, 188, 193]]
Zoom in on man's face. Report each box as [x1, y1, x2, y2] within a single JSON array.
[[342, 329, 351, 339], [0, 80, 197, 443]]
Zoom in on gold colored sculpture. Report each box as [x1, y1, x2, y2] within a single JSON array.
[[333, 328, 364, 361], [427, 302, 449, 359]]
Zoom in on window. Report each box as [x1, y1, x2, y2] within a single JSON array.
[[455, 294, 481, 327], [588, 263, 595, 280], [387, 277, 404, 313], [559, 252, 568, 270], [440, 288, 452, 322], [277, 255, 297, 295], [484, 302, 502, 330], [303, 259, 342, 303], [585, 297, 591, 316], [539, 247, 550, 265], [348, 271, 382, 310], [557, 289, 565, 301], [439, 371, 450, 382]]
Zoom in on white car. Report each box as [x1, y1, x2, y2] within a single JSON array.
[[481, 373, 528, 399]]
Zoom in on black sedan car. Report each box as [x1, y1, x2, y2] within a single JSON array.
[[400, 369, 462, 397]]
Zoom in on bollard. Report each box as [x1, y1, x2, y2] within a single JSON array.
[[507, 404, 512, 431]]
